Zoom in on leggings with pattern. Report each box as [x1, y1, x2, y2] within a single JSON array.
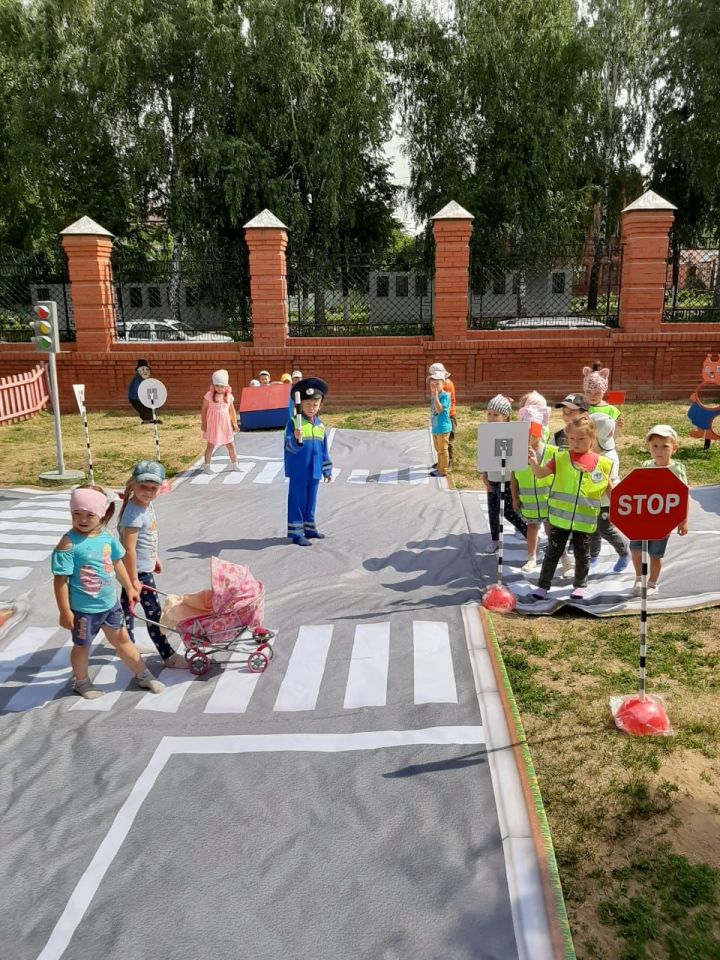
[[121, 571, 175, 661]]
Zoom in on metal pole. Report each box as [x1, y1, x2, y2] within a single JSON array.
[[81, 406, 94, 485], [47, 352, 66, 475], [638, 539, 648, 700], [497, 443, 507, 586], [151, 397, 160, 462], [294, 391, 303, 445]]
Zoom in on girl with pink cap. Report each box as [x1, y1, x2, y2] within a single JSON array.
[[51, 485, 165, 700]]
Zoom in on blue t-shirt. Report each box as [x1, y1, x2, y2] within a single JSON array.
[[51, 529, 125, 614], [430, 390, 451, 435], [117, 500, 159, 573]]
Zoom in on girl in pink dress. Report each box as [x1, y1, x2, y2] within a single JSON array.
[[201, 370, 240, 473]]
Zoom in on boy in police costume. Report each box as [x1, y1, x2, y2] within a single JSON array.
[[284, 378, 333, 546]]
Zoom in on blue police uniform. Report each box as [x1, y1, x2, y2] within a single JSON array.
[[284, 378, 332, 543]]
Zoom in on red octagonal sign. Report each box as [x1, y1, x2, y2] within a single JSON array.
[[610, 467, 688, 541]]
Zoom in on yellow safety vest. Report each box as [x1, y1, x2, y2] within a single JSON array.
[[588, 402, 620, 421], [547, 452, 612, 532], [299, 419, 325, 442], [514, 443, 557, 521]]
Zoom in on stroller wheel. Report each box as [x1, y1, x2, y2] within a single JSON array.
[[256, 642, 274, 661], [184, 648, 195, 662], [189, 653, 211, 676], [247, 651, 269, 674]]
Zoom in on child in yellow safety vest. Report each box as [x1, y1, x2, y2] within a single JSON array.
[[528, 415, 613, 601], [511, 411, 557, 573]]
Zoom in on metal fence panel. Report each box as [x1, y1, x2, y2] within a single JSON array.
[[112, 257, 252, 343], [288, 260, 433, 338], [0, 252, 74, 343], [468, 242, 622, 330], [663, 244, 720, 323]]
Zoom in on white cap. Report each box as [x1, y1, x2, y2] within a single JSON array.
[[212, 369, 229, 387], [591, 412, 616, 451], [291, 369, 303, 379], [258, 369, 270, 377], [646, 424, 678, 441], [249, 379, 260, 387], [428, 372, 446, 381], [428, 362, 449, 378]]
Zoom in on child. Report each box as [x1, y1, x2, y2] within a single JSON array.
[[511, 410, 557, 573], [583, 362, 622, 423], [284, 377, 333, 545], [630, 425, 689, 595], [589, 413, 630, 573], [117, 460, 186, 668], [258, 370, 271, 385], [280, 373, 292, 384], [51, 485, 165, 700], [428, 372, 452, 477], [553, 393, 589, 449], [529, 416, 612, 600], [249, 379, 261, 387], [291, 370, 303, 385], [201, 369, 240, 474], [482, 395, 528, 550], [428, 362, 457, 465], [518, 391, 552, 443]]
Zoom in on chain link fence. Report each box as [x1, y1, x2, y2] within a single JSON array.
[[112, 255, 252, 343], [0, 251, 74, 343]]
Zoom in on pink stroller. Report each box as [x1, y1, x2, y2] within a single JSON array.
[[134, 557, 275, 676]]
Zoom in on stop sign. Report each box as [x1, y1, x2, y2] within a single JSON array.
[[610, 468, 688, 541]]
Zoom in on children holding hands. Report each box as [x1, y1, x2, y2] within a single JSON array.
[[51, 485, 165, 700]]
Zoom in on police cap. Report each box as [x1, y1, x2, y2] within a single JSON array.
[[292, 377, 328, 401]]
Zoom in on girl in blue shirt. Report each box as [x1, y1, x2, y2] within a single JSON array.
[[51, 485, 165, 701]]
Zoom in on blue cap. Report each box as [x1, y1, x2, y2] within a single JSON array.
[[132, 460, 165, 484]]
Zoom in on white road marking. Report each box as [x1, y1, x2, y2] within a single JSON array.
[[3, 509, 69, 521], [35, 726, 485, 960], [409, 465, 430, 485], [378, 468, 398, 484], [0, 534, 59, 546], [3, 640, 73, 712], [0, 521, 68, 534], [253, 462, 284, 484], [189, 464, 225, 485], [134, 668, 195, 712], [413, 621, 458, 704], [0, 547, 52, 562], [331, 467, 341, 481], [348, 469, 370, 484], [221, 462, 254, 484], [273, 624, 333, 711], [0, 627, 58, 685], [343, 622, 390, 709], [0, 567, 33, 581], [203, 651, 260, 714]]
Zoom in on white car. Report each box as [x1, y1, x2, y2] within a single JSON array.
[[118, 319, 233, 342]]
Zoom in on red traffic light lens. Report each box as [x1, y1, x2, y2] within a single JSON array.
[[34, 305, 51, 320]]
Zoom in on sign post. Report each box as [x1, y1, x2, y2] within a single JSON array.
[[137, 378, 168, 462], [72, 384, 94, 484], [609, 468, 689, 735]]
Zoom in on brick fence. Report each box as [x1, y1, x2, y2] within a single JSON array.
[[1, 192, 718, 412]]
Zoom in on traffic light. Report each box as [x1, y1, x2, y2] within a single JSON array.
[[31, 301, 60, 353]]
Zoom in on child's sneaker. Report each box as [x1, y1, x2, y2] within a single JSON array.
[[135, 671, 165, 694], [647, 582, 659, 595], [532, 587, 548, 600], [231, 463, 243, 472], [202, 464, 212, 474], [291, 537, 313, 547], [560, 554, 573, 576], [632, 578, 642, 596], [73, 679, 104, 700], [521, 558, 537, 573], [613, 553, 630, 573], [570, 587, 586, 600]]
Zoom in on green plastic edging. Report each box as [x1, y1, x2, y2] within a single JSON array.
[[483, 609, 577, 960]]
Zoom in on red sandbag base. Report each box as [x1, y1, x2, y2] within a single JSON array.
[[482, 584, 516, 613], [611, 694, 672, 736]]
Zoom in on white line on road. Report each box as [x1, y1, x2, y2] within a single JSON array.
[[343, 622, 390, 709], [221, 462, 255, 484], [134, 668, 196, 712], [0, 534, 59, 546], [0, 521, 68, 534], [203, 652, 260, 714], [253, 461, 284, 484], [273, 624, 333, 711], [413, 620, 458, 704], [69, 662, 134, 712], [0, 566, 33, 581], [3, 640, 73, 712], [0, 627, 58, 685], [378, 468, 399, 484], [0, 547, 52, 562], [348, 469, 370, 484], [4, 510, 69, 521]]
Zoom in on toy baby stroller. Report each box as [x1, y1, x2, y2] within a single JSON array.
[[134, 557, 276, 676]]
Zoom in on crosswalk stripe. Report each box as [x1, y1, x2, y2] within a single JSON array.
[[0, 521, 67, 534], [3, 640, 73, 712], [413, 621, 458, 704], [0, 547, 53, 562], [221, 462, 254, 484], [409, 465, 430, 485], [189, 465, 225, 485], [134, 668, 195, 712], [343, 622, 389, 709], [331, 468, 341, 481], [273, 624, 333, 711], [0, 534, 59, 546], [3, 509, 69, 521], [378, 469, 399, 484], [254, 462, 284, 484], [348, 469, 370, 484], [204, 651, 260, 714], [0, 567, 33, 581], [69, 662, 134, 712], [0, 627, 58, 685]]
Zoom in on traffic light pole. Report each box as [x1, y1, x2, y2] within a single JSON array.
[[48, 351, 66, 475]]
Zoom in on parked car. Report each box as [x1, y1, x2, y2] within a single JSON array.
[[117, 319, 233, 342], [495, 316, 609, 330]]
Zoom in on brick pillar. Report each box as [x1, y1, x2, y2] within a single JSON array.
[[618, 190, 676, 333], [431, 201, 474, 340], [243, 209, 289, 347], [60, 216, 116, 352]]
